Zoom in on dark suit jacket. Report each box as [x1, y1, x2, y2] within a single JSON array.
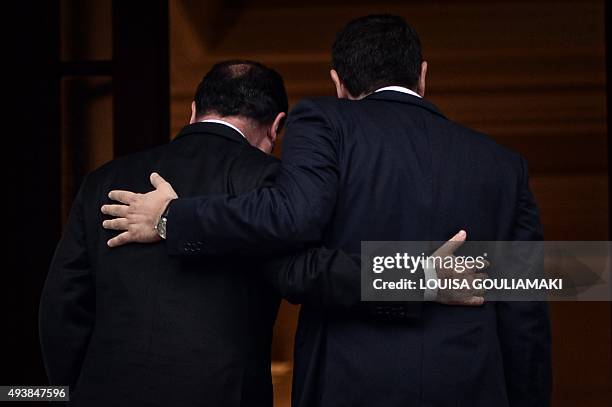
[[39, 122, 368, 406], [167, 91, 552, 407]]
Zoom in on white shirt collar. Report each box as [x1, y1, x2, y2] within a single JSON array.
[[374, 86, 421, 98], [199, 119, 247, 140]]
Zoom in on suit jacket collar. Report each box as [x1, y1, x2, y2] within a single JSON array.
[[174, 122, 250, 145], [365, 90, 447, 119]]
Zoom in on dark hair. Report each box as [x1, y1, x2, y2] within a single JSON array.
[[194, 60, 288, 127], [331, 14, 422, 96]]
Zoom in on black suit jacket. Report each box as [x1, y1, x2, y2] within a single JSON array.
[[39, 122, 368, 406], [167, 92, 552, 407]]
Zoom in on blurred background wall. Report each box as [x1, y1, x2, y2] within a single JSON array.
[[8, 1, 610, 406]]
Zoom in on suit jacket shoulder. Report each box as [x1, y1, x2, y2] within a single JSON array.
[[447, 119, 525, 165], [294, 95, 526, 183], [228, 145, 280, 195]]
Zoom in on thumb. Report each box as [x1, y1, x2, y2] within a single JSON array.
[[435, 230, 467, 256], [150, 172, 168, 189]]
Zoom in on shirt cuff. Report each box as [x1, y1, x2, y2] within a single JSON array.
[[423, 257, 438, 302]]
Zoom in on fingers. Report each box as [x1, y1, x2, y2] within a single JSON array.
[[471, 273, 488, 296], [435, 230, 467, 256], [101, 204, 129, 217], [149, 172, 168, 189], [443, 296, 485, 307], [450, 229, 467, 242], [455, 260, 490, 275], [462, 296, 485, 306], [149, 172, 166, 189], [150, 172, 179, 199], [108, 190, 138, 205], [107, 231, 132, 248], [151, 172, 179, 199], [102, 218, 129, 231]]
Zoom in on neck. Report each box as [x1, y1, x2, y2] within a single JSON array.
[[197, 114, 251, 135], [196, 114, 266, 147]]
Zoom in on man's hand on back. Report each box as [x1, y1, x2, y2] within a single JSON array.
[[100, 174, 487, 306], [101, 172, 178, 247], [432, 230, 488, 306]]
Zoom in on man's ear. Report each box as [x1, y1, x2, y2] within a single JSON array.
[[417, 61, 427, 97], [268, 112, 287, 143], [330, 69, 351, 99], [189, 101, 197, 124]]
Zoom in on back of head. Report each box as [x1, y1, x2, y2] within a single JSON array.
[[194, 60, 288, 128], [332, 14, 422, 97]]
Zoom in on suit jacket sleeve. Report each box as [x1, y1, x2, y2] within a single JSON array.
[[227, 150, 423, 319], [166, 99, 339, 256], [39, 177, 95, 388], [263, 248, 423, 319], [263, 248, 362, 311], [495, 157, 552, 407]]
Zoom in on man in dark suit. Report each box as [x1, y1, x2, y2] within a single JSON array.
[[42, 57, 481, 406], [102, 15, 551, 407], [40, 60, 363, 406]]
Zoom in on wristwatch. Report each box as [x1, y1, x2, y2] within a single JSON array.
[[155, 203, 171, 240]]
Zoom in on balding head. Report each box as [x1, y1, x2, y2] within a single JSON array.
[[225, 63, 251, 77], [193, 60, 288, 128], [190, 60, 288, 153]]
